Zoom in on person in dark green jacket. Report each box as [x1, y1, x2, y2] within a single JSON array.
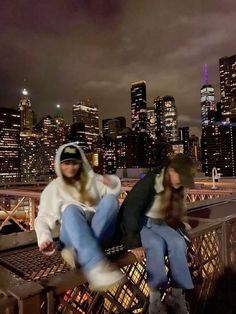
[[118, 154, 196, 314]]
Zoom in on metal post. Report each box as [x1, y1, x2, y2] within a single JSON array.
[[212, 167, 218, 190], [29, 198, 36, 230], [18, 295, 42, 314], [46, 291, 55, 314], [222, 220, 229, 268]]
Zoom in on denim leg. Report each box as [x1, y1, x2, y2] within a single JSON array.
[[141, 225, 168, 289], [60, 204, 104, 272], [148, 221, 194, 289], [91, 194, 119, 247]]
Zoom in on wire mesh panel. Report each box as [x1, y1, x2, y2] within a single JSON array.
[[189, 225, 225, 314], [0, 246, 69, 281], [57, 284, 102, 314], [191, 227, 224, 279], [0, 224, 222, 313], [104, 261, 148, 313], [0, 216, 235, 313], [57, 262, 149, 314], [123, 261, 148, 295]]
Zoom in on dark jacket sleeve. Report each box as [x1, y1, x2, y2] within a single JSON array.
[[118, 172, 156, 250]]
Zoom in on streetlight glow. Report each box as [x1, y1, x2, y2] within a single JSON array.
[[22, 88, 28, 96]]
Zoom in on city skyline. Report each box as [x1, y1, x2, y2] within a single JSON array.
[[1, 1, 236, 137]]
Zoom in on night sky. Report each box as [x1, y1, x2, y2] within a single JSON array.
[[1, 0, 236, 136]]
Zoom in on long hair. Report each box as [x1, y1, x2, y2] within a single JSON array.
[[158, 166, 185, 227], [62, 163, 97, 206]]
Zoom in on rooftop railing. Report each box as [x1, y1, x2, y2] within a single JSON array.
[[1, 188, 235, 233], [0, 196, 236, 313]]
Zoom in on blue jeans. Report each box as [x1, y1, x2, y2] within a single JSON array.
[[141, 218, 194, 290], [60, 194, 119, 272]]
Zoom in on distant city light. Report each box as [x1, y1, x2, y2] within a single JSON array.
[[22, 88, 28, 96]]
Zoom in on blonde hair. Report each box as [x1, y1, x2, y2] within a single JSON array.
[[62, 163, 98, 206]]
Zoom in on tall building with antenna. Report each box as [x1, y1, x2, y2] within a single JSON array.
[[18, 88, 33, 132], [201, 64, 216, 128], [54, 104, 67, 147], [18, 89, 40, 181], [201, 64, 218, 174]]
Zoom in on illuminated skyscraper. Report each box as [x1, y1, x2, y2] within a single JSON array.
[[153, 96, 177, 164], [18, 88, 33, 132], [36, 116, 58, 175], [154, 97, 165, 139], [55, 104, 63, 120], [103, 141, 117, 174], [18, 89, 39, 181], [0, 108, 21, 182], [163, 96, 178, 142], [68, 122, 88, 150], [147, 106, 157, 140], [201, 80, 236, 177], [73, 100, 99, 148], [179, 127, 190, 155], [201, 65, 219, 174], [202, 117, 236, 177], [20, 132, 39, 182], [201, 65, 216, 128], [131, 81, 147, 133], [218, 119, 236, 177], [102, 119, 111, 139], [54, 104, 67, 147], [171, 142, 184, 154], [20, 105, 67, 180], [116, 130, 137, 168], [219, 54, 236, 121]]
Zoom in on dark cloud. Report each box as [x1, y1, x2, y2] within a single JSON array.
[[0, 0, 236, 136]]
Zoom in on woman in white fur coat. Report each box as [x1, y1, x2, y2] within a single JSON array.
[[35, 143, 125, 290]]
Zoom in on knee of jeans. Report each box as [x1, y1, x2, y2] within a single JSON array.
[[62, 204, 84, 219], [103, 194, 117, 203], [102, 194, 118, 209], [141, 231, 164, 251], [169, 235, 187, 254]]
